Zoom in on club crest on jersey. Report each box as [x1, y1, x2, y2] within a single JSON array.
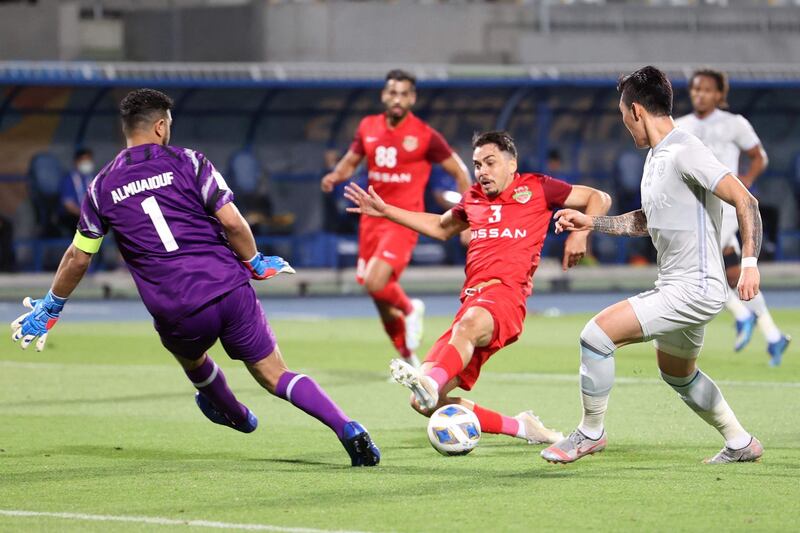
[[513, 186, 532, 204], [402, 135, 418, 152]]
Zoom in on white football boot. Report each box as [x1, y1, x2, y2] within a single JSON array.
[[514, 411, 564, 444], [541, 429, 608, 464], [704, 437, 764, 464], [390, 358, 438, 411]]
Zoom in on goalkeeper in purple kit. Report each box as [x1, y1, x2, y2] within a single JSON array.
[[10, 89, 379, 467]]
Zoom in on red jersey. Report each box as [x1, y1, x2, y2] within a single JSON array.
[[350, 112, 453, 229], [452, 173, 572, 297]]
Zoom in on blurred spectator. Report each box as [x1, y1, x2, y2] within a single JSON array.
[[546, 148, 563, 175], [59, 148, 94, 232]]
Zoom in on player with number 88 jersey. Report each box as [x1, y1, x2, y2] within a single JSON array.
[[322, 69, 471, 369]]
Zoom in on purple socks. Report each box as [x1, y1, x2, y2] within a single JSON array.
[[185, 356, 248, 425], [275, 371, 351, 439]]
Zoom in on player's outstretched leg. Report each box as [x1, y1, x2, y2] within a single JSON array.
[[248, 348, 380, 467], [657, 350, 763, 464], [181, 354, 258, 433], [542, 318, 616, 464], [391, 306, 493, 411], [409, 387, 563, 444], [470, 403, 563, 444]]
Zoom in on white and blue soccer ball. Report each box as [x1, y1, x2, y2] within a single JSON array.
[[427, 404, 481, 456]]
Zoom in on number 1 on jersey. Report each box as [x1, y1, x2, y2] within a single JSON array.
[[141, 196, 179, 252]]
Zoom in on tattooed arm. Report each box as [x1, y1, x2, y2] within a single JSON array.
[[553, 208, 648, 237], [590, 210, 649, 237], [714, 175, 762, 259], [713, 174, 762, 300]]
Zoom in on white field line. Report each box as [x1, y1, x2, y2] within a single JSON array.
[[0, 509, 373, 533], [480, 371, 800, 389], [2, 360, 799, 389]]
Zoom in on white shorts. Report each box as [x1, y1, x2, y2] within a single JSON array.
[[720, 204, 740, 253], [628, 284, 725, 359]]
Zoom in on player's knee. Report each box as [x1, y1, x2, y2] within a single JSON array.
[[579, 319, 616, 396], [365, 275, 389, 295], [580, 319, 616, 357], [453, 314, 483, 341]]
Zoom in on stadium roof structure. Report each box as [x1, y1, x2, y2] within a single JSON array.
[[3, 61, 800, 88]]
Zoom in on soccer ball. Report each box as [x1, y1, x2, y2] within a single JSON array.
[[427, 404, 481, 456]]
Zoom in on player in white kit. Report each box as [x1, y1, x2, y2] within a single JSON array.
[[676, 69, 790, 366], [542, 66, 763, 464]]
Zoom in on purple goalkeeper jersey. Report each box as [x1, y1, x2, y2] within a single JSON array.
[[78, 143, 251, 323]]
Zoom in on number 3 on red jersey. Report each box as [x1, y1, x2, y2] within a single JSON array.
[[488, 205, 502, 223]]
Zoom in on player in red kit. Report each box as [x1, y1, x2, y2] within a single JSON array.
[[346, 131, 612, 444], [322, 69, 470, 367]]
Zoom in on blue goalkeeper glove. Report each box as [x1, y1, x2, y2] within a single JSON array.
[[243, 253, 296, 280], [10, 290, 67, 352]]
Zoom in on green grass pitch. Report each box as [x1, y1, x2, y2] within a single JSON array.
[[1, 309, 798, 532]]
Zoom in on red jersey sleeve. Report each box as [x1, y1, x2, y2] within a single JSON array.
[[425, 129, 454, 163], [539, 174, 573, 209], [349, 120, 366, 156], [450, 196, 468, 222]]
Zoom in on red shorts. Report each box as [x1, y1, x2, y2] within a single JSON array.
[[426, 283, 527, 391], [356, 222, 418, 284]]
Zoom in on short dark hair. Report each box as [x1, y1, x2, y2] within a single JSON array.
[[385, 69, 416, 89], [74, 147, 93, 161], [690, 68, 729, 109], [472, 130, 517, 160], [617, 66, 673, 116], [119, 89, 174, 136]]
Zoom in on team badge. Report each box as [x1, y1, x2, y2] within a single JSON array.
[[402, 135, 419, 152], [513, 186, 532, 204], [656, 159, 666, 179]]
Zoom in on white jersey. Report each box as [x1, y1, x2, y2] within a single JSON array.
[[675, 109, 761, 236], [641, 128, 730, 301]]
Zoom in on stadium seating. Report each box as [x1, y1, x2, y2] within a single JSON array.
[[2, 82, 799, 269]]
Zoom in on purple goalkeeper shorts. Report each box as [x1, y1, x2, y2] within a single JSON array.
[[155, 283, 276, 363]]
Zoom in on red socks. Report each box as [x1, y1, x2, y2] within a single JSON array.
[[472, 404, 520, 437], [370, 281, 413, 315], [425, 343, 465, 390], [382, 316, 411, 358]]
